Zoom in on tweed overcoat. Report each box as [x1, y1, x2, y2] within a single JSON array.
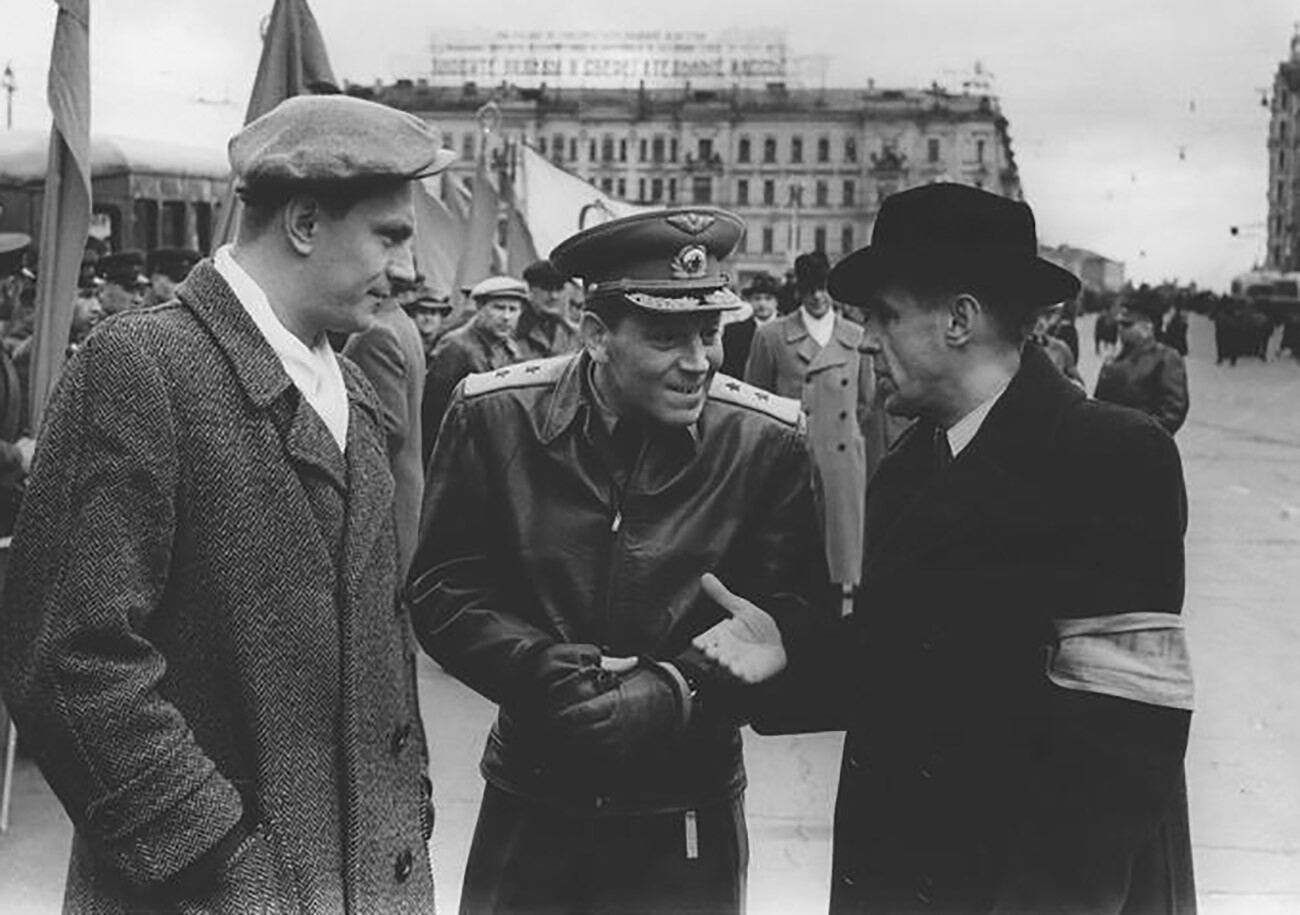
[[762, 346, 1196, 914], [0, 261, 434, 914], [344, 302, 427, 577], [745, 311, 874, 585]]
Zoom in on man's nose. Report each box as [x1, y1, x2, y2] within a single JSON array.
[[388, 242, 417, 285], [679, 336, 710, 373]]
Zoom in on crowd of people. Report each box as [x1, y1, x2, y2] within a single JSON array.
[[0, 94, 1198, 915]]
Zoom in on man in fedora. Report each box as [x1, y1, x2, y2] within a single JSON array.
[[1, 94, 455, 913], [694, 183, 1196, 914], [720, 271, 779, 377], [406, 207, 827, 914], [746, 252, 875, 606], [516, 258, 580, 361]]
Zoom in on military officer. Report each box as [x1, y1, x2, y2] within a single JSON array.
[[407, 207, 828, 915], [1094, 303, 1189, 435]]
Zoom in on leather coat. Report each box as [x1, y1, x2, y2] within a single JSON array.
[[408, 353, 827, 815]]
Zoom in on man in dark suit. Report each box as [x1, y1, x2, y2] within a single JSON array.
[[694, 183, 1196, 915], [720, 272, 779, 377], [1, 95, 452, 913]]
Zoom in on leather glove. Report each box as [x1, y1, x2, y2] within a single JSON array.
[[513, 642, 607, 720], [551, 661, 687, 763]]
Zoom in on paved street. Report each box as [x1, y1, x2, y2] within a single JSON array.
[[2, 314, 1298, 913]]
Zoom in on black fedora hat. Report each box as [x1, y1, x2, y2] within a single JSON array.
[[828, 183, 1080, 308]]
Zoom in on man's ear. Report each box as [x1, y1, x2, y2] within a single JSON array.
[[283, 196, 321, 256], [581, 311, 612, 363], [944, 293, 980, 346]]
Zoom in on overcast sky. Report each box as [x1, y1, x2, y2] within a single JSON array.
[[3, 0, 1295, 291]]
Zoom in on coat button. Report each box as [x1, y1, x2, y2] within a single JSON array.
[[840, 410, 848, 420], [394, 848, 414, 883], [841, 377, 849, 386], [838, 443, 846, 452], [391, 722, 412, 755]]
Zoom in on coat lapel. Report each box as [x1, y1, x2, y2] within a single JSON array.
[[807, 317, 856, 374], [782, 313, 820, 366]]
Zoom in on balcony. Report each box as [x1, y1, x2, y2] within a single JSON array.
[[684, 152, 725, 173]]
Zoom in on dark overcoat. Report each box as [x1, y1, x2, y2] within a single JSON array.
[[0, 261, 434, 914], [765, 346, 1196, 914]]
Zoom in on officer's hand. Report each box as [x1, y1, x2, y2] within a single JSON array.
[[15, 436, 35, 473], [553, 662, 681, 759], [693, 573, 787, 684]]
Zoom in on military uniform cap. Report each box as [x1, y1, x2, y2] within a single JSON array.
[[0, 233, 31, 279], [147, 248, 201, 283], [550, 207, 745, 312], [98, 250, 149, 288], [470, 275, 529, 303], [522, 259, 567, 291], [402, 281, 453, 313], [229, 94, 457, 193]]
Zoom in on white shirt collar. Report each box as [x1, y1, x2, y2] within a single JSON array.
[[213, 245, 349, 452], [799, 305, 835, 348], [946, 378, 1011, 458]]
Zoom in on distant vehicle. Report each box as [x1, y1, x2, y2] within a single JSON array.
[[1229, 269, 1300, 324], [0, 129, 229, 256]]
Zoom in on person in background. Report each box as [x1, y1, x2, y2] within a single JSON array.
[[1094, 303, 1190, 435], [695, 183, 1196, 915], [143, 248, 201, 308], [1162, 304, 1189, 357], [96, 250, 150, 315], [0, 94, 454, 913], [1029, 304, 1084, 388], [746, 252, 873, 608], [402, 282, 454, 360], [721, 272, 779, 378], [516, 258, 579, 360], [344, 280, 428, 578], [407, 207, 827, 915], [0, 233, 37, 536], [421, 275, 524, 456], [1047, 301, 1080, 363]]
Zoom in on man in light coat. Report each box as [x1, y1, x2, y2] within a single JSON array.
[[0, 95, 454, 913], [745, 252, 874, 596]]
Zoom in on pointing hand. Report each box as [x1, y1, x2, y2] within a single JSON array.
[[692, 573, 787, 684]]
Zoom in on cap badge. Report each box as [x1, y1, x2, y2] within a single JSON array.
[[671, 245, 709, 279], [666, 212, 716, 235]]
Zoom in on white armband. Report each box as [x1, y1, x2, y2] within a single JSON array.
[[1048, 612, 1194, 711]]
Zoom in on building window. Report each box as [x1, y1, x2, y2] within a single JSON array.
[[791, 136, 803, 164], [815, 181, 828, 207], [928, 138, 940, 163], [553, 134, 564, 158], [601, 136, 614, 162], [737, 179, 750, 206], [162, 201, 187, 247], [698, 138, 713, 162], [841, 224, 854, 254], [976, 139, 985, 163], [617, 178, 627, 198], [569, 138, 578, 160], [814, 225, 827, 252], [738, 136, 751, 163], [589, 139, 598, 162], [463, 134, 475, 160], [652, 136, 665, 163], [133, 199, 159, 250], [763, 179, 776, 205], [763, 136, 777, 163], [762, 225, 774, 254], [845, 136, 858, 163], [638, 178, 646, 201], [668, 178, 678, 203], [842, 179, 855, 207], [619, 139, 628, 162], [651, 178, 664, 202], [670, 138, 679, 163], [817, 136, 830, 163], [536, 136, 546, 156], [692, 176, 712, 204], [600, 177, 613, 193], [639, 138, 648, 162]]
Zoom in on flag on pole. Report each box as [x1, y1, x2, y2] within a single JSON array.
[[452, 155, 501, 303], [28, 0, 91, 435], [411, 179, 464, 296], [500, 156, 540, 276], [212, 0, 337, 247], [514, 145, 649, 260]]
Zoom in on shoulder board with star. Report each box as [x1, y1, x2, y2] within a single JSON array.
[[708, 373, 803, 428], [462, 355, 570, 398]]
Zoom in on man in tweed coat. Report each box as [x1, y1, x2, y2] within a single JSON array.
[[0, 95, 455, 913]]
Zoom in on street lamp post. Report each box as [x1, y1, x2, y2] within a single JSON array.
[[2, 63, 15, 130]]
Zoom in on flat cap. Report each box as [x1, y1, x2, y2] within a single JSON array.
[[550, 207, 745, 313], [229, 94, 457, 191], [522, 259, 567, 291], [0, 233, 31, 279], [98, 250, 149, 288], [147, 248, 201, 282], [470, 275, 529, 304]]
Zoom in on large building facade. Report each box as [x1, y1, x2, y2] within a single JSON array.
[[360, 31, 1023, 280], [1268, 30, 1300, 271]]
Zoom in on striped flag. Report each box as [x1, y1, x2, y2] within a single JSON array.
[[28, 0, 91, 435], [212, 0, 337, 247]]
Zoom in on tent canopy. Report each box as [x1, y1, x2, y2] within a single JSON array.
[[0, 128, 227, 185]]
